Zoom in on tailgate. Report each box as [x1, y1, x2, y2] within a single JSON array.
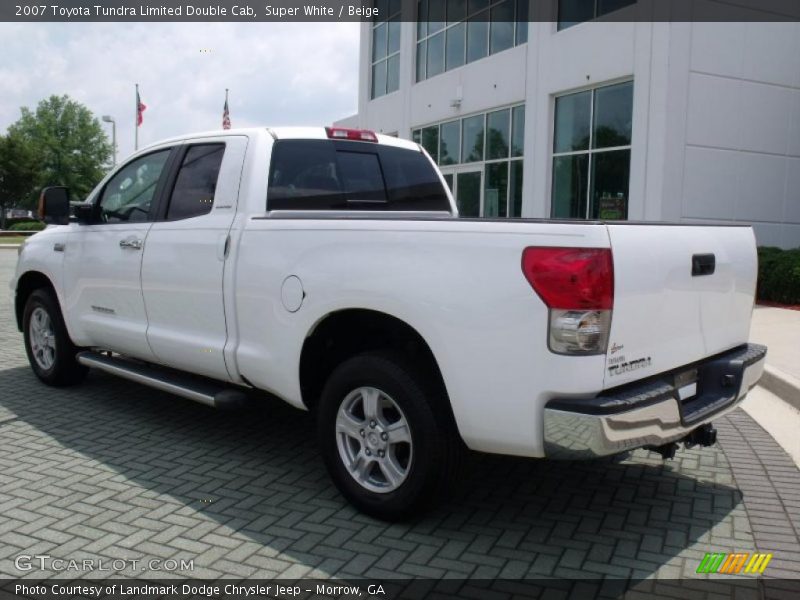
[[604, 224, 757, 389]]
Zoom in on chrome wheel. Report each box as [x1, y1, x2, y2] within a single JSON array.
[[335, 386, 413, 494], [29, 307, 56, 371]]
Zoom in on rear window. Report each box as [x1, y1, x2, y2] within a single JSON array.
[[267, 139, 450, 212]]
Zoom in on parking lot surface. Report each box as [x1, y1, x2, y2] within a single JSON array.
[[0, 250, 798, 581]]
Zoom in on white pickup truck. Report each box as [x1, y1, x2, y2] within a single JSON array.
[[13, 127, 766, 519]]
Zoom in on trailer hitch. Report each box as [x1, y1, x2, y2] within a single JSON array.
[[684, 423, 718, 449]]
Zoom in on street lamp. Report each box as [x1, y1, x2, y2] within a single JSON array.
[[102, 115, 116, 166]]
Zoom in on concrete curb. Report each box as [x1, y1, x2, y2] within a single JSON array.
[[760, 364, 800, 411]]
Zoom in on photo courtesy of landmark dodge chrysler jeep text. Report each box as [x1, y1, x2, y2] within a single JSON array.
[[12, 127, 766, 519]]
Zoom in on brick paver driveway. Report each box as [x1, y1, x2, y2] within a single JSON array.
[[0, 250, 798, 581]]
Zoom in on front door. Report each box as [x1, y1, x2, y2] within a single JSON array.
[[62, 147, 174, 360], [140, 136, 247, 382]]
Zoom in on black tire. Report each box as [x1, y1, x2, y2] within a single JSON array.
[[317, 351, 463, 520], [22, 288, 88, 386]]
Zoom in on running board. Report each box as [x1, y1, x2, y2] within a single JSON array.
[[76, 351, 248, 409]]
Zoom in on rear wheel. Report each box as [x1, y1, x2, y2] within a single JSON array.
[[23, 289, 88, 386], [317, 352, 462, 520]]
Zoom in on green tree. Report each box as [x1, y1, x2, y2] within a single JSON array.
[[6, 94, 112, 208], [0, 132, 37, 230]]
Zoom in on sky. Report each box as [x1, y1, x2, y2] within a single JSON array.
[[0, 22, 360, 160]]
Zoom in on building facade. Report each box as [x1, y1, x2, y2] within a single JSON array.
[[336, 1, 800, 248]]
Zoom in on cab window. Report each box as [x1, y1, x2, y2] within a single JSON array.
[[98, 150, 171, 223], [165, 144, 225, 220]]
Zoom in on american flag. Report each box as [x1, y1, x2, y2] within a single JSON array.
[[136, 90, 147, 126], [222, 92, 231, 130]]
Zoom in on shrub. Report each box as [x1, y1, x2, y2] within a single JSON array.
[[7, 220, 46, 231], [757, 246, 800, 305]]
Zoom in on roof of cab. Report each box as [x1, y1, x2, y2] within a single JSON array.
[[140, 127, 420, 153]]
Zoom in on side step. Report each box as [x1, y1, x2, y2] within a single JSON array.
[[76, 351, 249, 409]]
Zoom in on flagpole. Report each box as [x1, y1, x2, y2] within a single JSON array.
[[134, 83, 139, 151]]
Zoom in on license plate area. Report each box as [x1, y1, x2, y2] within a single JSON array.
[[675, 368, 699, 402]]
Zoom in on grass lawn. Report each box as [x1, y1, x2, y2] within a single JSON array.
[[0, 236, 28, 245]]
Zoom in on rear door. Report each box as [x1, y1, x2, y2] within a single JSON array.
[[603, 224, 757, 388], [140, 136, 248, 381]]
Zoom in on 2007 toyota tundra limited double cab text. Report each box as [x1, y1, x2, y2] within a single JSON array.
[[13, 127, 766, 519]]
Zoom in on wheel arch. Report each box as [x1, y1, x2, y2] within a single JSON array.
[[299, 309, 455, 423], [15, 271, 58, 332]]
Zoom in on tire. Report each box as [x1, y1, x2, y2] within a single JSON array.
[[317, 351, 463, 520], [23, 288, 88, 386]]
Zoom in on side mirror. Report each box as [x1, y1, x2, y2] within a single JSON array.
[[72, 203, 95, 224], [38, 187, 70, 225]]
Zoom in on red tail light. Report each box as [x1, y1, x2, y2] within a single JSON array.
[[521, 247, 614, 310], [325, 127, 378, 142]]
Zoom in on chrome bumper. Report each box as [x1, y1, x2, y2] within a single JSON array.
[[543, 344, 767, 459]]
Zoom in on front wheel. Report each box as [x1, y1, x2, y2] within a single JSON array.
[[23, 289, 88, 386], [317, 352, 462, 520]]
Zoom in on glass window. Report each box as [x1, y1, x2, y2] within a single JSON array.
[[386, 54, 400, 94], [456, 171, 481, 217], [554, 91, 591, 153], [416, 41, 427, 81], [443, 172, 454, 194], [98, 149, 170, 223], [485, 162, 509, 218], [559, 0, 636, 30], [267, 140, 451, 212], [446, 22, 466, 70], [337, 152, 387, 204], [511, 105, 525, 157], [489, 1, 514, 55], [447, 0, 467, 23], [515, 0, 529, 45], [591, 149, 630, 219], [416, 0, 527, 82], [466, 19, 488, 63], [510, 160, 523, 218], [468, 0, 490, 13], [417, 0, 428, 38], [371, 3, 402, 99], [592, 81, 633, 149], [428, 0, 445, 32], [380, 145, 452, 211], [597, 0, 637, 18], [412, 104, 525, 219], [371, 62, 387, 99], [551, 82, 633, 220], [388, 18, 401, 55], [166, 144, 224, 221], [558, 0, 594, 30], [427, 31, 445, 78], [486, 109, 510, 160], [422, 126, 439, 162], [552, 154, 589, 219], [439, 120, 461, 165], [462, 115, 485, 163]]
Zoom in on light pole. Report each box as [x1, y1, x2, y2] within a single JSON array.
[[102, 115, 116, 166]]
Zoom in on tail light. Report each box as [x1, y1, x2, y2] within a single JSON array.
[[522, 247, 614, 355], [325, 127, 378, 142]]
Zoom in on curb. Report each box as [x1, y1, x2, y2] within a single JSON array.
[[760, 364, 800, 412]]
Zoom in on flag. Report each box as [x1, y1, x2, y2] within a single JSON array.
[[222, 93, 231, 130], [137, 90, 147, 127]]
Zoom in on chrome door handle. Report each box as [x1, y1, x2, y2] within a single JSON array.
[[119, 238, 143, 250]]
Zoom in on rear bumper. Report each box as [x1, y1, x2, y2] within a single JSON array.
[[543, 343, 767, 459]]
